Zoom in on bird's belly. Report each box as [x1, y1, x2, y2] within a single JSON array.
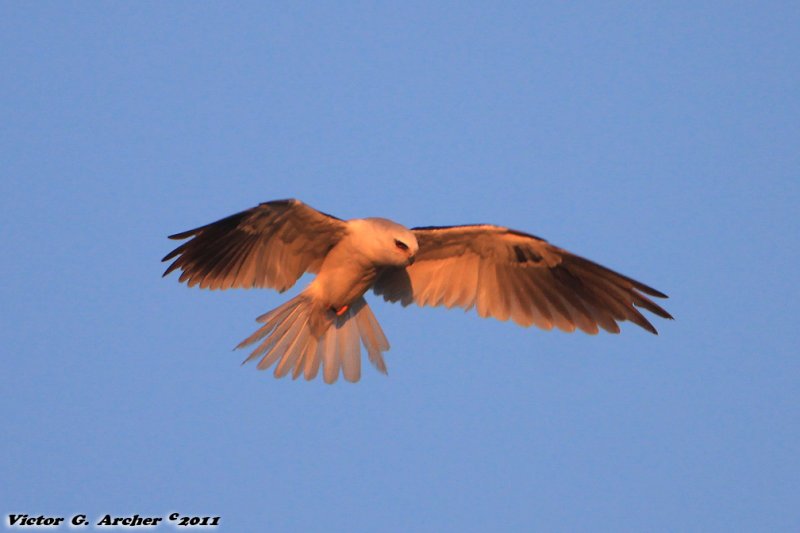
[[308, 264, 377, 309]]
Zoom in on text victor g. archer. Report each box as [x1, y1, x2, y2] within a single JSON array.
[[7, 512, 221, 528]]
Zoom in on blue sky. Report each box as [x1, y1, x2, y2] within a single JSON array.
[[2, 2, 798, 532]]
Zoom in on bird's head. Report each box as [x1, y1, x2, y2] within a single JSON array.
[[352, 218, 418, 267]]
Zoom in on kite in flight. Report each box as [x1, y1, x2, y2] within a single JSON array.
[[162, 199, 672, 383]]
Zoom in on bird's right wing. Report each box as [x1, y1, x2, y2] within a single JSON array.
[[162, 199, 348, 292]]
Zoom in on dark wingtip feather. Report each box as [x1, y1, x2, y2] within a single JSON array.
[[161, 247, 182, 262], [161, 258, 183, 276], [633, 294, 674, 320], [634, 282, 669, 299], [627, 307, 659, 335], [654, 308, 674, 321], [168, 228, 200, 240]]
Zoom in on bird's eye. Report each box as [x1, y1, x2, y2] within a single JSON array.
[[394, 239, 409, 251]]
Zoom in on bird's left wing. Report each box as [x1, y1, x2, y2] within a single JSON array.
[[373, 225, 672, 334], [162, 199, 347, 291]]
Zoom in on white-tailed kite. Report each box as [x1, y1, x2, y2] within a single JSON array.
[[163, 199, 671, 383]]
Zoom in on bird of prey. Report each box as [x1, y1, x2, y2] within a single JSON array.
[[162, 199, 671, 383]]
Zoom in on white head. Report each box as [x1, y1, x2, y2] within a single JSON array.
[[349, 217, 419, 267]]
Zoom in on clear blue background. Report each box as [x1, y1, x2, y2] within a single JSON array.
[[2, 2, 798, 532]]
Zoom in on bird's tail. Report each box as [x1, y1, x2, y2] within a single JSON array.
[[236, 294, 390, 383]]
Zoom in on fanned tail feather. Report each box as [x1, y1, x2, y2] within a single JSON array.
[[236, 294, 390, 383]]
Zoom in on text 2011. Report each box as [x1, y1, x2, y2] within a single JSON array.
[[168, 513, 220, 527]]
